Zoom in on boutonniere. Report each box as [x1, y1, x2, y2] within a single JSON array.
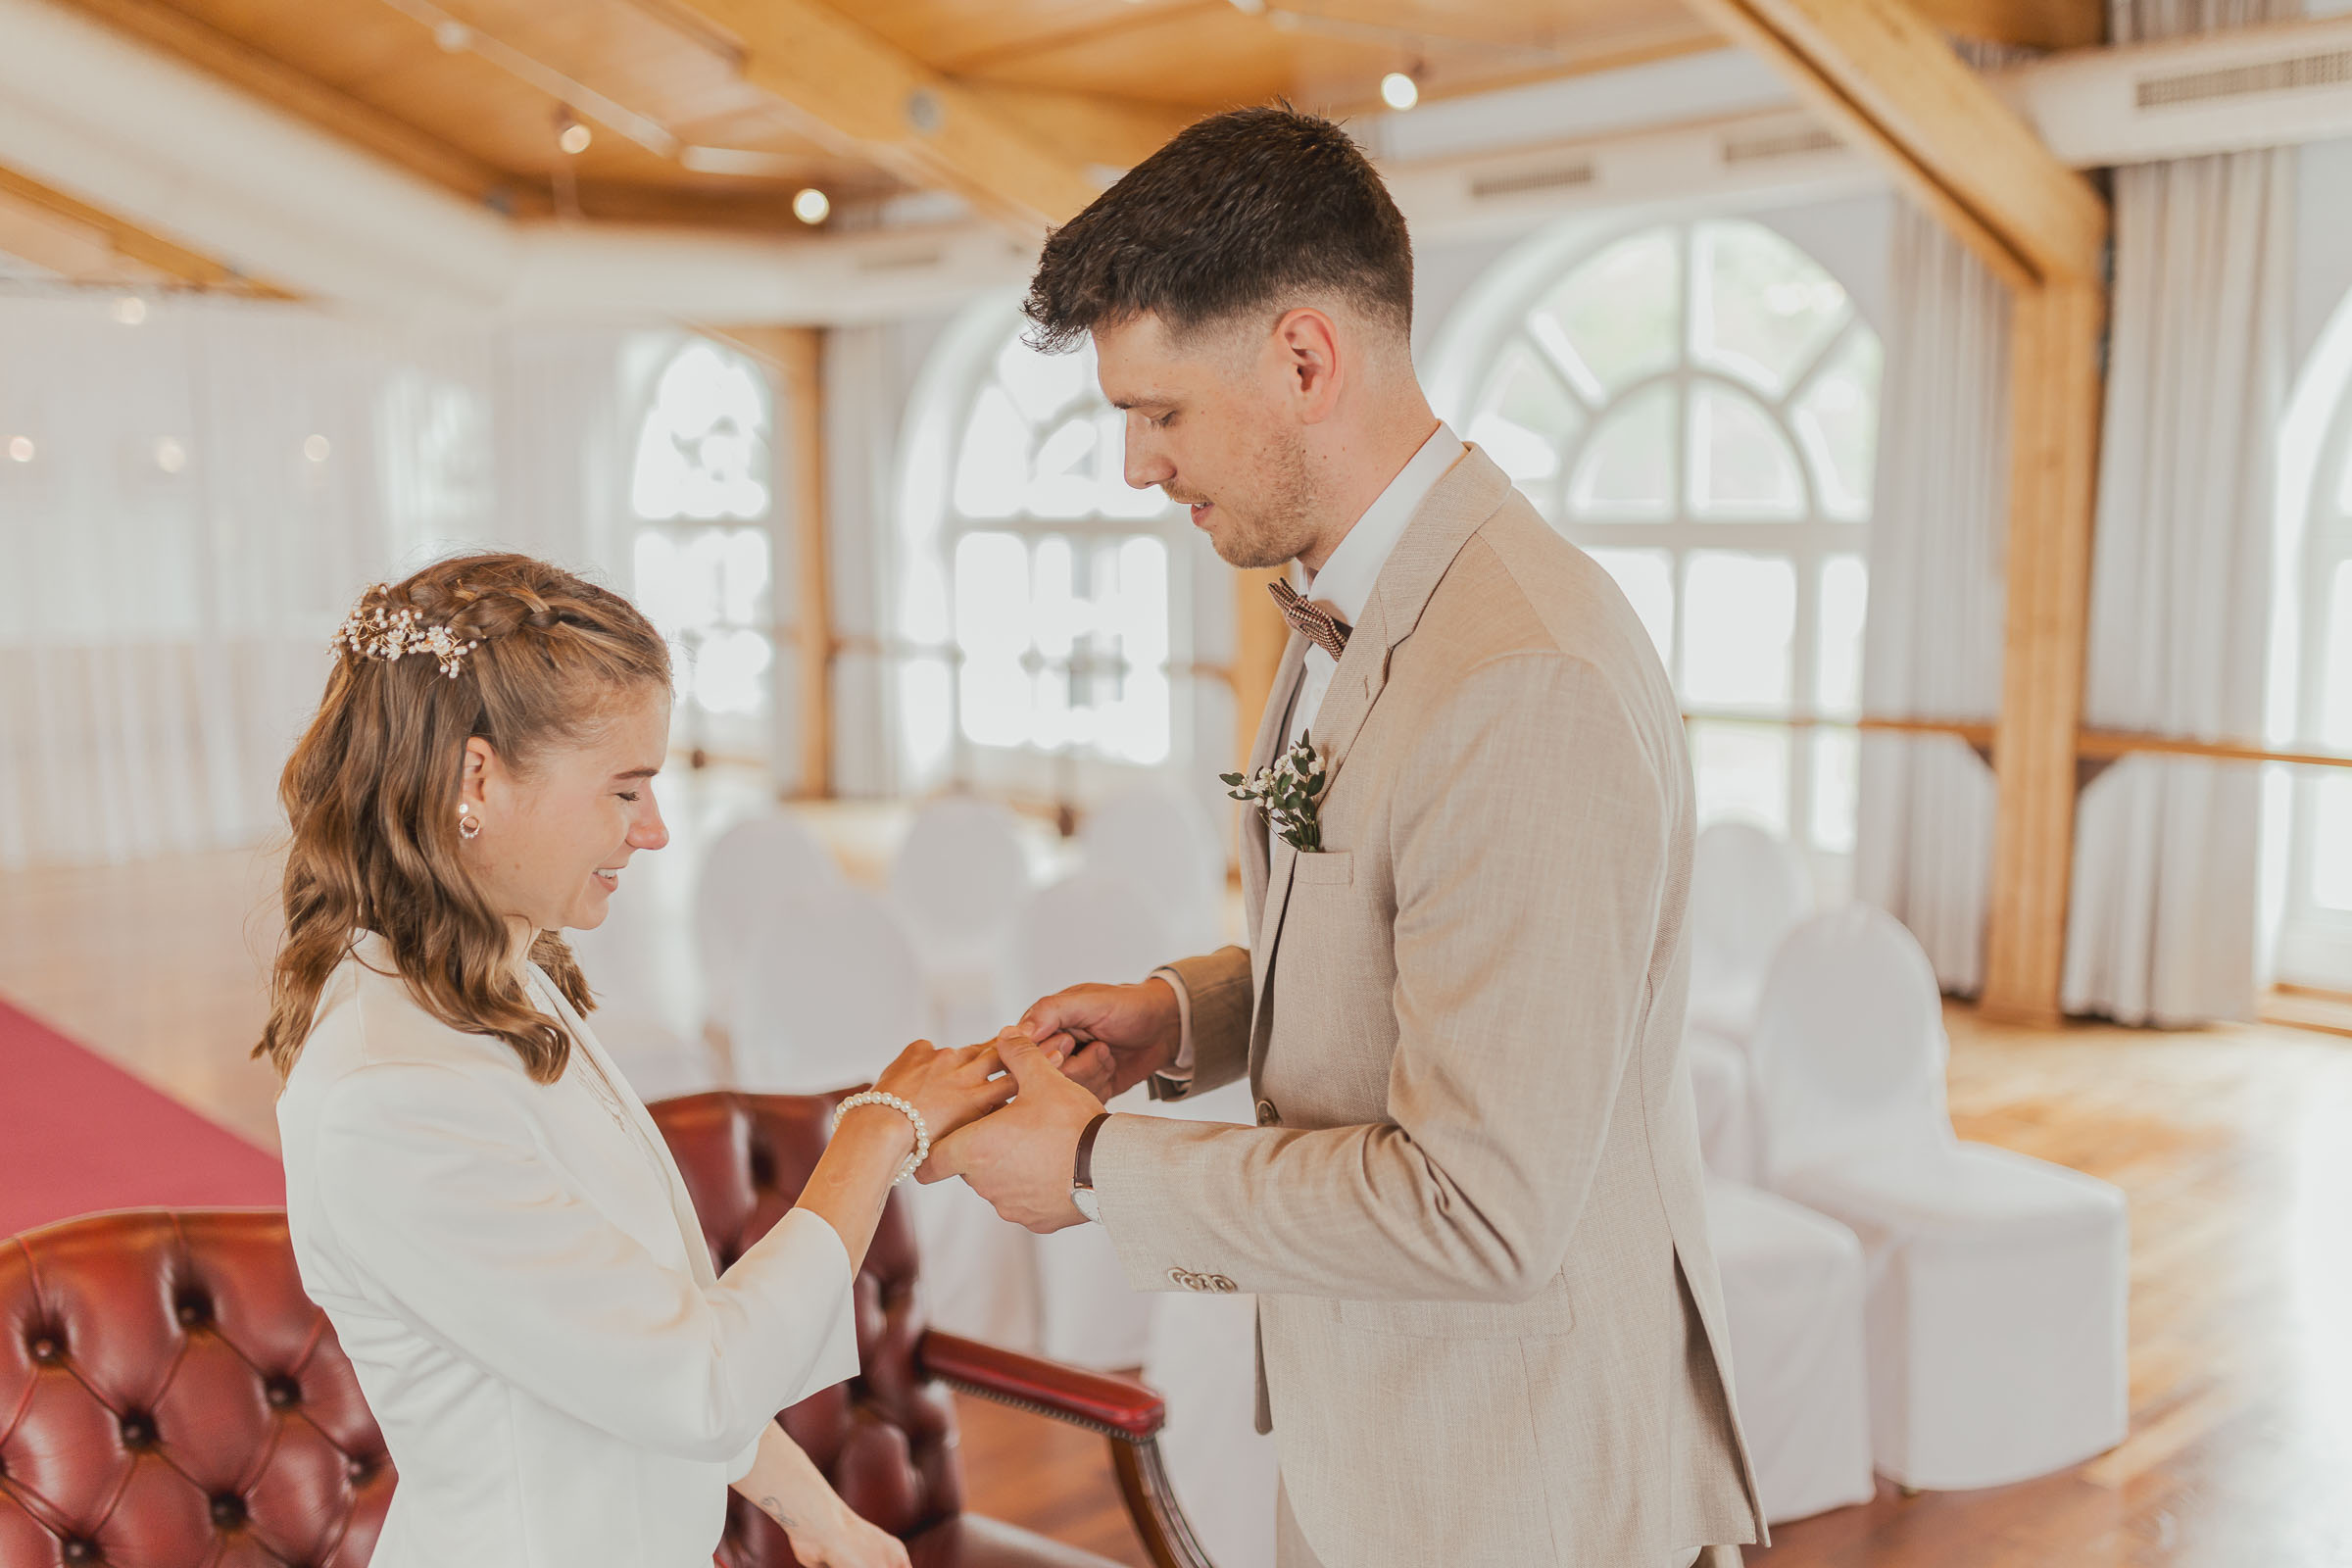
[[1222, 733, 1328, 853]]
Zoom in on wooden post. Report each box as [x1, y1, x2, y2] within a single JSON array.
[[712, 325, 834, 800], [1231, 566, 1290, 773], [1981, 280, 2105, 1024]]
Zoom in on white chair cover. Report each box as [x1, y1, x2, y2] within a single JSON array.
[[1702, 1176, 1874, 1524], [1013, 870, 1174, 1371], [889, 796, 1033, 1050], [1685, 1025, 1758, 1182], [722, 877, 1043, 1350], [1144, 1287, 1278, 1568], [1751, 905, 2130, 1489], [727, 883, 924, 1095], [564, 892, 718, 1098], [694, 811, 843, 1039], [1079, 782, 1226, 955], [1688, 820, 1812, 1040]]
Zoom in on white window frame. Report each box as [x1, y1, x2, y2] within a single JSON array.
[[1439, 217, 1880, 873], [2276, 385, 2352, 987]]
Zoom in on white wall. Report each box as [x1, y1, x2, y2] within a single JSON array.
[[2293, 138, 2352, 376]]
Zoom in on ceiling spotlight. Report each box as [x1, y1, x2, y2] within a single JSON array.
[[558, 119, 593, 156], [112, 295, 147, 326], [155, 437, 187, 474], [6, 436, 31, 464], [792, 187, 831, 225], [1380, 72, 1420, 112], [432, 19, 471, 52], [304, 434, 330, 464]]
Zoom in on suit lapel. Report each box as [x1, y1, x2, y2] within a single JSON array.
[[1241, 631, 1307, 951], [1247, 445, 1518, 1028]]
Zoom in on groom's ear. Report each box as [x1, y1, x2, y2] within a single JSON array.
[[1271, 307, 1345, 422]]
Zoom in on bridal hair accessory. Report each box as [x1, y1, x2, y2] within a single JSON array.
[[331, 587, 481, 679], [1223, 733, 1329, 853], [831, 1090, 931, 1185]]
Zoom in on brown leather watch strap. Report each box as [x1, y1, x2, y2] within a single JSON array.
[[1072, 1112, 1113, 1191]]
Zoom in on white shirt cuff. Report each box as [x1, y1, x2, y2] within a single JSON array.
[[1150, 967, 1195, 1081]]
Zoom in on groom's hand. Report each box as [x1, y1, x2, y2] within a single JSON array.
[[1019, 977, 1181, 1102], [918, 1030, 1104, 1233]]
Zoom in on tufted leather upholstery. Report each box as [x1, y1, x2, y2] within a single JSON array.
[[1, 1092, 1169, 1568], [0, 1209, 394, 1567], [647, 1091, 967, 1566]]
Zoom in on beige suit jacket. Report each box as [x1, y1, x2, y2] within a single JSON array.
[[1090, 447, 1766, 1567]]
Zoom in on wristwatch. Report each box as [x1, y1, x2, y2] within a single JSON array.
[[1071, 1112, 1112, 1224]]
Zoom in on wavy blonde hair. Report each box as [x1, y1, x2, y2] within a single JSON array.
[[256, 554, 671, 1083]]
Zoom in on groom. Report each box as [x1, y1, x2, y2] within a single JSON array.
[[927, 107, 1763, 1568]]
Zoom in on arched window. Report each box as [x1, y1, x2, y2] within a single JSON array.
[[627, 338, 775, 761], [1440, 218, 1881, 862], [901, 311, 1189, 795], [2276, 367, 2352, 985]]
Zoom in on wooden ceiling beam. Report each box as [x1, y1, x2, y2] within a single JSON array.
[[50, 0, 525, 209], [1683, 0, 2107, 287], [665, 0, 1111, 230], [1908, 0, 2104, 51], [0, 163, 292, 295]]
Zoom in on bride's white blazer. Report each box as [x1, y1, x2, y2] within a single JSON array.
[[275, 932, 858, 1567]]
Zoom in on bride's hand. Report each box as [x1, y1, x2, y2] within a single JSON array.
[[871, 1036, 1033, 1143], [780, 1495, 909, 1568]]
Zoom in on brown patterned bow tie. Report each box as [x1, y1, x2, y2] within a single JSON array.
[[1268, 578, 1350, 661]]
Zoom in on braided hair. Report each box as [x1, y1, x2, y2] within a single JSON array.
[[259, 554, 671, 1082]]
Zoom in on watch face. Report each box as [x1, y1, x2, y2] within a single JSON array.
[[1071, 1186, 1102, 1224]]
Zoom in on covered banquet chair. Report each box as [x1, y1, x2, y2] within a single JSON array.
[[695, 810, 846, 1046], [1749, 904, 2130, 1490], [890, 796, 1036, 1051], [1701, 1175, 1875, 1524], [0, 1092, 1217, 1568], [1684, 820, 1813, 1182], [1012, 870, 1174, 1373]]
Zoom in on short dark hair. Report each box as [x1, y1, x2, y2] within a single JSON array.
[[1022, 106, 1413, 354]]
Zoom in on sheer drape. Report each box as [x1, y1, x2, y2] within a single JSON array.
[[0, 295, 635, 869], [1853, 208, 2010, 994], [2060, 0, 2293, 1025]]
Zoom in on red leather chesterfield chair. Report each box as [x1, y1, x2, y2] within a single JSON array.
[[0, 1090, 1212, 1568]]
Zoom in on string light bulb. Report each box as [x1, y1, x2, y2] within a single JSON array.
[[155, 437, 187, 473], [112, 296, 147, 326], [6, 436, 31, 464], [304, 435, 331, 464], [1380, 72, 1420, 111], [792, 187, 831, 225], [558, 118, 592, 156]]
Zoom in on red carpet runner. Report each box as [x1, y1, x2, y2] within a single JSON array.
[[0, 998, 281, 1238]]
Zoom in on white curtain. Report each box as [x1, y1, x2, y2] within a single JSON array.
[[1853, 207, 2010, 995], [2060, 0, 2293, 1025], [0, 293, 638, 870]]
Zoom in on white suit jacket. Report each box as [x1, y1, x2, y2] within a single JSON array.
[[276, 933, 858, 1568]]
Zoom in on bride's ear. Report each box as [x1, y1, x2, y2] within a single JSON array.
[[460, 736, 495, 808]]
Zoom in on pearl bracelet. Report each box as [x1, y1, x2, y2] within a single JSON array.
[[831, 1091, 931, 1185]]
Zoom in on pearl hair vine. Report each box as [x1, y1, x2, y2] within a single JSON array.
[[331, 587, 480, 679]]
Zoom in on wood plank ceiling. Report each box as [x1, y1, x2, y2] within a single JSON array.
[[9, 0, 2104, 257], [16, 0, 2074, 244]]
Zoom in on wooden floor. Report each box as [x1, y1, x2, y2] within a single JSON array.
[[6, 831, 2352, 1567]]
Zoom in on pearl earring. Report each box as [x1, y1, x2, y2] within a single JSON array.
[[459, 804, 481, 841]]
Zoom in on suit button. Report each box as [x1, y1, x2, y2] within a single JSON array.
[[1167, 1268, 1198, 1292], [1210, 1276, 1238, 1294], [1255, 1100, 1279, 1127]]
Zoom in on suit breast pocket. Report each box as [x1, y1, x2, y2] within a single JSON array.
[[1293, 849, 1353, 886], [1338, 1274, 1576, 1340]]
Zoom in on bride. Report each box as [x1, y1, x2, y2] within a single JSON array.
[[262, 554, 1012, 1568]]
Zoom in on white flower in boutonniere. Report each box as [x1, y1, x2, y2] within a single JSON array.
[[1221, 733, 1329, 853]]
